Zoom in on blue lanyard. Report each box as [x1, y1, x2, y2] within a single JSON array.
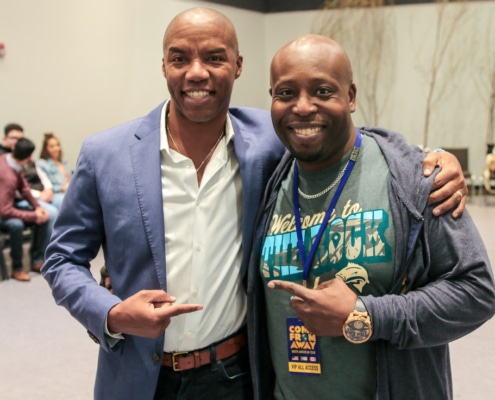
[[293, 130, 362, 287]]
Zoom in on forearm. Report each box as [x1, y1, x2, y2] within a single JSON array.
[[44, 257, 122, 350], [365, 213, 495, 348], [0, 202, 37, 222]]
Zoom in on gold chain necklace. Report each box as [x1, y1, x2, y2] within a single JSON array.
[[297, 145, 360, 200], [166, 121, 224, 173]]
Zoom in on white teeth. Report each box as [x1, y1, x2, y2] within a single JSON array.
[[186, 91, 209, 99], [294, 127, 320, 136]]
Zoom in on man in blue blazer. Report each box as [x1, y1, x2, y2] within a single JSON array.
[[42, 7, 466, 400], [42, 8, 284, 400]]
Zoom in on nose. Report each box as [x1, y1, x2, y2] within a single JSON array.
[[292, 94, 317, 116], [185, 59, 209, 81]]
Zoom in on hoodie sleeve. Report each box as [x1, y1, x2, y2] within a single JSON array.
[[364, 207, 495, 349]]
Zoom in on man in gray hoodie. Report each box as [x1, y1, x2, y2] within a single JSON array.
[[248, 34, 495, 400]]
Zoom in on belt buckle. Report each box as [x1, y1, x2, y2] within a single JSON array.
[[172, 351, 189, 372]]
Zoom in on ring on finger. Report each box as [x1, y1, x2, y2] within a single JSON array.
[[455, 190, 463, 200]]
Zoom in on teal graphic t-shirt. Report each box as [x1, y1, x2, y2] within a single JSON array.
[[261, 135, 395, 400]]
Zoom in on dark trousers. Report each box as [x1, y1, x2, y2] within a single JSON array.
[[0, 218, 48, 270], [154, 346, 253, 400]]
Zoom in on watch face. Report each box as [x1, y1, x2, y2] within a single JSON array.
[[344, 319, 372, 343]]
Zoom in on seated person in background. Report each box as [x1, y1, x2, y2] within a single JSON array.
[[17, 162, 58, 234], [24, 163, 55, 204], [0, 123, 24, 155], [37, 132, 71, 209], [1, 123, 58, 239], [0, 138, 50, 281]]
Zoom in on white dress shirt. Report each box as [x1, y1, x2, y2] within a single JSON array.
[[160, 102, 246, 352]]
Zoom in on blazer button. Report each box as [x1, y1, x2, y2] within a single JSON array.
[[152, 353, 161, 362]]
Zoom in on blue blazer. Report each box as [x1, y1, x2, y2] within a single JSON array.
[[42, 102, 285, 400]]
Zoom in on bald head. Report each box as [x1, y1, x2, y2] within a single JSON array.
[[163, 8, 239, 56], [269, 34, 357, 171], [270, 34, 353, 88], [161, 7, 243, 126]]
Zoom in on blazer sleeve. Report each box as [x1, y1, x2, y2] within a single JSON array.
[[42, 137, 122, 352]]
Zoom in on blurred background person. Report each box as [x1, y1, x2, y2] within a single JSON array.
[[0, 138, 50, 281], [1, 123, 24, 155], [37, 132, 72, 209], [1, 123, 58, 246]]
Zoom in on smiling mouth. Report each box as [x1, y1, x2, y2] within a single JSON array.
[[293, 126, 322, 136], [185, 90, 210, 99]]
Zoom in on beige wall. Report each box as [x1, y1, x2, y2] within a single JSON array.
[[1, 1, 494, 176], [0, 0, 267, 165]]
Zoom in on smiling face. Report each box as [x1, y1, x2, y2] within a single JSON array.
[[46, 137, 61, 160], [162, 8, 243, 125], [270, 35, 357, 171]]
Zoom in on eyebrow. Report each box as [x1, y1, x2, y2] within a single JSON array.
[[206, 48, 228, 54], [274, 77, 329, 86], [167, 47, 228, 55], [167, 46, 185, 54]]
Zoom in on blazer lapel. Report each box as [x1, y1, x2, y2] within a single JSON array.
[[129, 105, 167, 288], [231, 116, 264, 282]]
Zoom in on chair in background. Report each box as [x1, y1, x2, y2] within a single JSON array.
[[443, 148, 473, 195]]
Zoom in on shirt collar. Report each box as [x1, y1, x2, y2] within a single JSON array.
[[160, 100, 234, 152], [6, 153, 23, 172]]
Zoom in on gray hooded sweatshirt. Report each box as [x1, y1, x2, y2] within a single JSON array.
[[247, 127, 495, 400]]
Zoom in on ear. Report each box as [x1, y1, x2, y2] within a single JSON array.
[[234, 54, 243, 79], [348, 83, 357, 113], [161, 57, 166, 79]]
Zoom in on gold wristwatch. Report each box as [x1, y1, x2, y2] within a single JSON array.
[[342, 297, 372, 344]]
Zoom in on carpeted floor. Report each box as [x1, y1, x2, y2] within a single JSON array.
[[1, 197, 494, 399], [0, 254, 101, 399]]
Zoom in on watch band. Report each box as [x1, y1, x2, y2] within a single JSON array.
[[355, 297, 367, 313]]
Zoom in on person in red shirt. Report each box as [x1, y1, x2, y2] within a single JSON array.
[[0, 138, 50, 281]]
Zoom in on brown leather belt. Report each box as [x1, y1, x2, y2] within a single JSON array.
[[162, 330, 247, 372]]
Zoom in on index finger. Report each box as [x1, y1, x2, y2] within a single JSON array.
[[157, 303, 203, 319], [267, 280, 312, 301]]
